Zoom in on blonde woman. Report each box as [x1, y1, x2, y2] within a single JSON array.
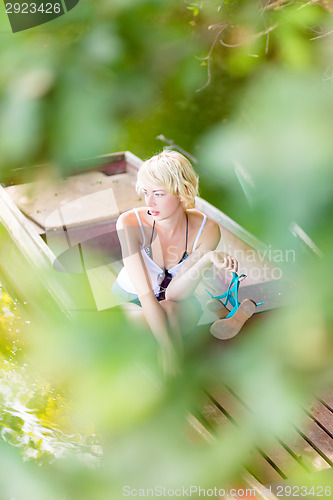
[[112, 150, 239, 374]]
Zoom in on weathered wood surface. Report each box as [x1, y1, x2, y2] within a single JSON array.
[[5, 171, 145, 230], [197, 384, 333, 491], [0, 185, 76, 315], [0, 152, 142, 312], [195, 197, 292, 313]]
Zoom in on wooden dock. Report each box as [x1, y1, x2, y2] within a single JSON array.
[[198, 386, 333, 479], [186, 318, 333, 498]]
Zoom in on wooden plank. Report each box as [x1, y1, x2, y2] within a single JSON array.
[[124, 150, 144, 174], [187, 410, 279, 499], [0, 152, 128, 185], [317, 390, 333, 411], [74, 152, 127, 175], [284, 418, 329, 474], [291, 412, 333, 467], [23, 215, 45, 235], [5, 171, 145, 230], [273, 423, 328, 474], [241, 473, 279, 500], [199, 393, 284, 485], [0, 186, 56, 265], [0, 185, 93, 315], [206, 388, 308, 481], [218, 385, 330, 474], [307, 398, 333, 437], [195, 197, 268, 255], [280, 392, 333, 467], [229, 385, 331, 473]]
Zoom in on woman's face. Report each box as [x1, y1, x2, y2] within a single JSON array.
[[141, 182, 182, 220]]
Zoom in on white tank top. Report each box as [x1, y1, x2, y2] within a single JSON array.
[[115, 208, 208, 295]]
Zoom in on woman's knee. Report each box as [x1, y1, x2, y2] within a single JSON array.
[[159, 299, 178, 316], [121, 303, 148, 328], [159, 299, 182, 330]]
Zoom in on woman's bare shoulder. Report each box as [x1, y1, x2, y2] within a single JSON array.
[[116, 209, 137, 228], [187, 209, 220, 231], [187, 209, 205, 225], [187, 209, 220, 249], [203, 217, 221, 244], [116, 210, 144, 249], [117, 207, 149, 226], [116, 208, 151, 247]]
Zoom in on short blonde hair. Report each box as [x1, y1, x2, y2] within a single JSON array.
[[136, 150, 199, 209]]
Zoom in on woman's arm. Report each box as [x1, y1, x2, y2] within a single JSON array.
[[165, 250, 211, 301], [116, 212, 172, 347], [165, 220, 237, 301]]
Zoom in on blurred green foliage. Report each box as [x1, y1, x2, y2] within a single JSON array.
[[1, 0, 333, 498]]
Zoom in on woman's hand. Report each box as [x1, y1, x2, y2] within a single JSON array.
[[208, 250, 248, 282], [208, 251, 247, 283], [209, 250, 239, 272]]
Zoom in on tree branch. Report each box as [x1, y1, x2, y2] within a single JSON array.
[[196, 24, 228, 92]]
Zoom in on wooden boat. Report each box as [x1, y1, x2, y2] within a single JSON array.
[[0, 151, 290, 320], [0, 151, 291, 320], [1, 151, 331, 495]]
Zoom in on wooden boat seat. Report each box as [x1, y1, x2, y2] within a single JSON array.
[[5, 170, 145, 231]]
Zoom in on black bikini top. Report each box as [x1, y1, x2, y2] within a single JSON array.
[[144, 212, 189, 268]]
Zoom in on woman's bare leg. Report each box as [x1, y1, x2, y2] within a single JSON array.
[[159, 298, 200, 338], [121, 298, 200, 375], [120, 302, 148, 329], [121, 298, 199, 336]]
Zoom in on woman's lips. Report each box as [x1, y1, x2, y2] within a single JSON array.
[[150, 211, 160, 216]]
